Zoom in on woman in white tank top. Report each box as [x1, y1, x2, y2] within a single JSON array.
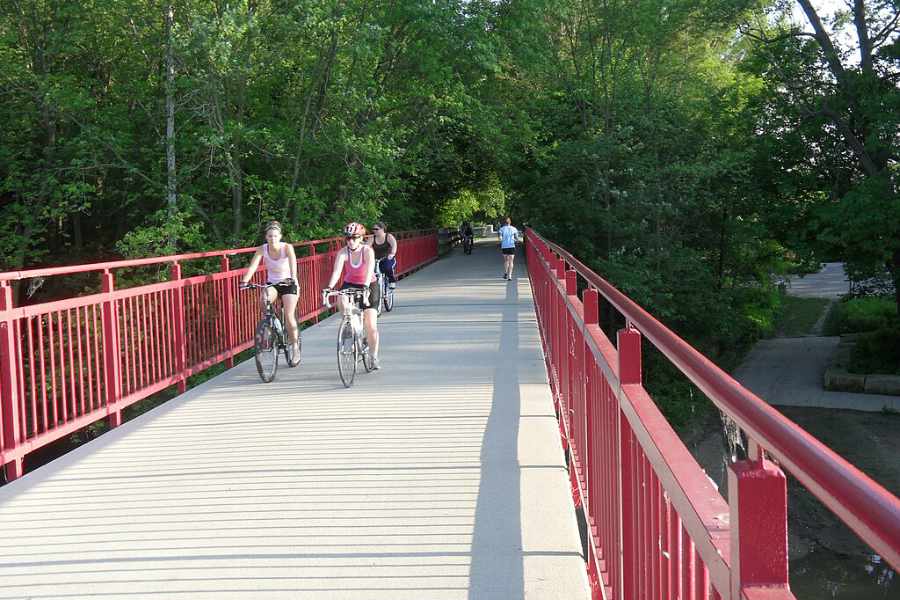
[[240, 221, 300, 363]]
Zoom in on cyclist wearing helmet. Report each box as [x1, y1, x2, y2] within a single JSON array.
[[240, 221, 300, 362], [368, 221, 398, 289], [325, 222, 381, 370]]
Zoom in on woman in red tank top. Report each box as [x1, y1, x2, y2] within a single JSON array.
[[325, 222, 381, 369]]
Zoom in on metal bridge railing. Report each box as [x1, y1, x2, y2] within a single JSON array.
[[525, 228, 899, 600], [0, 230, 438, 480]]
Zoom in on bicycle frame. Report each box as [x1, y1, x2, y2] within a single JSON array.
[[322, 288, 374, 386]]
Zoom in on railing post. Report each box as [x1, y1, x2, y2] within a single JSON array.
[[584, 288, 599, 326], [728, 456, 789, 599], [618, 325, 641, 386], [220, 256, 235, 368], [617, 325, 642, 600], [309, 244, 320, 324], [0, 281, 23, 480], [101, 270, 122, 428], [170, 262, 187, 393], [583, 288, 599, 460]]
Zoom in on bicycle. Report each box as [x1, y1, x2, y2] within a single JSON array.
[[241, 281, 301, 383], [462, 234, 474, 254], [322, 288, 376, 387], [375, 260, 395, 314]]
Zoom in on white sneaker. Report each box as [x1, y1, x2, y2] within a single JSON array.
[[389, 282, 396, 289], [371, 356, 381, 370]]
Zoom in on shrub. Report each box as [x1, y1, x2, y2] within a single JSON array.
[[832, 297, 897, 334], [849, 326, 900, 375]]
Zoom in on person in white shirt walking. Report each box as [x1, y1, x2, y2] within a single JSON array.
[[498, 217, 520, 280]]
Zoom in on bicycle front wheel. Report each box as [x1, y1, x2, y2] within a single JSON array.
[[383, 282, 395, 312], [337, 319, 357, 387], [254, 320, 279, 383]]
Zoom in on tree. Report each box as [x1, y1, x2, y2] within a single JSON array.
[[740, 0, 900, 311]]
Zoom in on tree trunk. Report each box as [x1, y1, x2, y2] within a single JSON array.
[[165, 4, 177, 229], [892, 249, 900, 317], [228, 150, 243, 241], [72, 212, 83, 253], [852, 0, 873, 73]]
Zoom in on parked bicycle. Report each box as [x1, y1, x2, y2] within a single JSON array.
[[375, 260, 395, 314], [321, 288, 376, 387], [241, 281, 301, 382]]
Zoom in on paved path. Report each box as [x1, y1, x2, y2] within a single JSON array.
[[736, 261, 899, 412], [787, 262, 849, 299], [0, 242, 589, 600], [733, 337, 900, 412]]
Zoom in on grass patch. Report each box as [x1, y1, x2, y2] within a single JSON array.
[[774, 296, 831, 337]]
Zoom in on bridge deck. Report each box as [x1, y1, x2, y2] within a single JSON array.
[[0, 242, 589, 600]]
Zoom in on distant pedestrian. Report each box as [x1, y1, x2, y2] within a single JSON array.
[[498, 217, 520, 280]]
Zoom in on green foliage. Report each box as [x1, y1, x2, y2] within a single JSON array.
[[849, 326, 900, 375], [437, 174, 507, 227], [830, 297, 899, 334], [116, 208, 207, 258]]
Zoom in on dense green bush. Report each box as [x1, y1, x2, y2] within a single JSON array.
[[849, 326, 900, 375], [829, 297, 897, 334]]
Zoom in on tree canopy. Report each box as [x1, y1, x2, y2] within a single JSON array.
[[2, 0, 898, 346]]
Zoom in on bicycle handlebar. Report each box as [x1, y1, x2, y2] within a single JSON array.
[[239, 278, 295, 290], [321, 287, 368, 309]]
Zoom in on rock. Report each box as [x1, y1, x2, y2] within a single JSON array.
[[824, 368, 866, 392], [864, 374, 900, 396]]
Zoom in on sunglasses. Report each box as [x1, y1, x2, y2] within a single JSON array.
[[372, 227, 382, 231], [345, 235, 362, 241]]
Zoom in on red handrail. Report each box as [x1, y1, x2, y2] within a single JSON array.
[[526, 228, 900, 600], [529, 229, 900, 571], [0, 229, 436, 282], [0, 230, 438, 481]]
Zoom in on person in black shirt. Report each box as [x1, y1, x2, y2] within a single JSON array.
[[369, 221, 398, 288]]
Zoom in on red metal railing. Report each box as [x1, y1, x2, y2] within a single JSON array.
[[0, 230, 438, 480], [525, 229, 900, 600]]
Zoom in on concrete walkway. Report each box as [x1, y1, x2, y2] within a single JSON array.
[[733, 337, 900, 412], [787, 262, 850, 299], [0, 241, 589, 600], [736, 261, 899, 412]]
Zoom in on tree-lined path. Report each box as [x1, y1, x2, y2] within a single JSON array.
[[0, 243, 589, 600]]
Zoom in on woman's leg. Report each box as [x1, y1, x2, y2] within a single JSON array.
[[282, 293, 299, 344], [264, 287, 278, 311], [363, 307, 379, 358]]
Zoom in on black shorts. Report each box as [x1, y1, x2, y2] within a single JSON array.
[[271, 281, 298, 297], [340, 281, 380, 311], [501, 247, 516, 255]]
